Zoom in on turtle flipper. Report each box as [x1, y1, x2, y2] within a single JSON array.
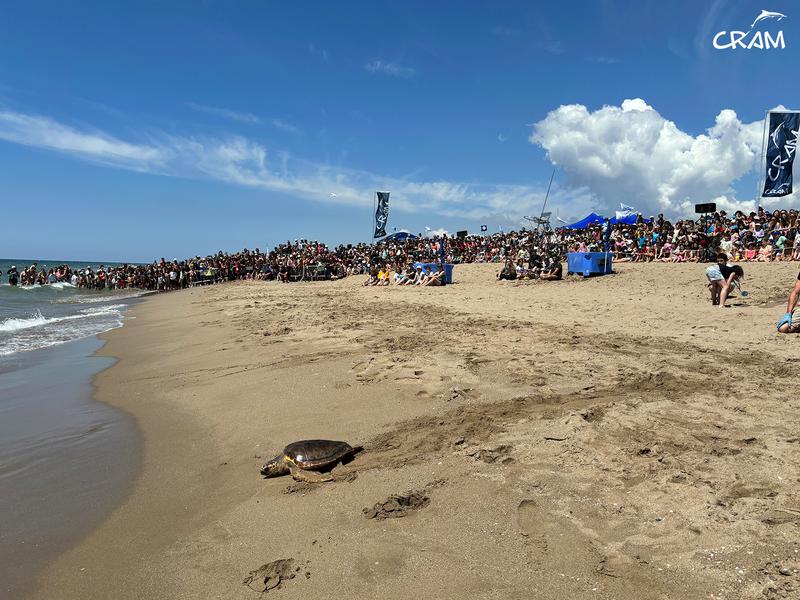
[[289, 466, 333, 483]]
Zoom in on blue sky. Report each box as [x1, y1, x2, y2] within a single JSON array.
[[0, 0, 797, 262]]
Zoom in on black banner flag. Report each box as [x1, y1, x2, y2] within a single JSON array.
[[374, 191, 390, 238], [763, 111, 800, 198]]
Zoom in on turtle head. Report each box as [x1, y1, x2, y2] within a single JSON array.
[[260, 455, 291, 478]]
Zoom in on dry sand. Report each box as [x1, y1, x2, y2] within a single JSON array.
[[28, 262, 800, 600]]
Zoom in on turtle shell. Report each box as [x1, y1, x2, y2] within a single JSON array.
[[283, 439, 357, 471]]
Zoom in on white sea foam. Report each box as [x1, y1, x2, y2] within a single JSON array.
[[57, 291, 146, 304], [0, 311, 54, 332], [0, 305, 127, 355], [79, 304, 127, 315], [0, 305, 129, 333], [0, 282, 76, 291]]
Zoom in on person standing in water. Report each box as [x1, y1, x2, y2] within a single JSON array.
[[7, 265, 19, 286]]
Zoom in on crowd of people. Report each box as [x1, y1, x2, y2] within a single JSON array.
[[363, 263, 446, 286], [4, 206, 800, 293], [496, 253, 563, 281], [549, 207, 800, 263]]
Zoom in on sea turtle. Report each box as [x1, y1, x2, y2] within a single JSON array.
[[260, 440, 362, 482]]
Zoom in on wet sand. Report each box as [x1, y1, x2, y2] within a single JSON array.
[[0, 337, 139, 600], [28, 263, 800, 599]]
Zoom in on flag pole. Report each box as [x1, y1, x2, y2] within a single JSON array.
[[371, 191, 376, 242], [754, 110, 769, 212], [539, 168, 556, 221]]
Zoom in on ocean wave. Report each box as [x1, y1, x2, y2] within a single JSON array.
[[0, 311, 55, 332], [0, 308, 126, 356], [54, 290, 147, 304], [0, 305, 125, 333], [0, 282, 75, 291], [80, 304, 127, 315], [0, 284, 147, 307], [0, 318, 125, 356]]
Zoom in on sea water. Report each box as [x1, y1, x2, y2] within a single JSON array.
[[0, 258, 147, 356], [0, 258, 143, 599]]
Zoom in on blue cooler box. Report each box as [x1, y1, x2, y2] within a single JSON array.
[[413, 262, 454, 284], [566, 252, 612, 277]]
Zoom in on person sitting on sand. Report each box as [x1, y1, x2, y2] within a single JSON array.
[[278, 263, 289, 283], [540, 255, 563, 281], [773, 232, 787, 261], [363, 265, 378, 286], [638, 240, 654, 262], [757, 240, 773, 262], [413, 266, 428, 286], [408, 264, 424, 285], [519, 258, 538, 280], [656, 241, 672, 261], [399, 265, 416, 285], [670, 244, 686, 263], [331, 261, 346, 280], [415, 266, 434, 286], [422, 265, 444, 286], [705, 253, 743, 308], [377, 264, 391, 286], [392, 264, 408, 285], [497, 258, 517, 281]]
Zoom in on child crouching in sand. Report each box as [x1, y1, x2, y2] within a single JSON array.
[[705, 253, 743, 308]]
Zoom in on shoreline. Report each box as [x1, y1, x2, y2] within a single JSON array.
[[0, 335, 140, 600], [27, 280, 450, 599], [28, 263, 800, 599]]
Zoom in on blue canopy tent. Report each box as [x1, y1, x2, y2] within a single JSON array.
[[564, 212, 652, 228], [382, 230, 418, 241], [565, 212, 604, 229], [610, 214, 651, 225]]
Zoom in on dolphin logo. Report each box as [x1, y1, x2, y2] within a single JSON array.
[[714, 10, 787, 49], [751, 10, 787, 28]]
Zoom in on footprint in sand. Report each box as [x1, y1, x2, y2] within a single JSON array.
[[350, 358, 374, 373], [517, 499, 686, 598]]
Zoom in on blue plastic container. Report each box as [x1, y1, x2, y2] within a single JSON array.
[[413, 262, 454, 284], [566, 252, 613, 277]]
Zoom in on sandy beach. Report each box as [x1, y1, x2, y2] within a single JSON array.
[[29, 262, 800, 600]]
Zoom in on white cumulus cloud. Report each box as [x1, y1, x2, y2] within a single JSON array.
[[530, 98, 768, 216], [424, 227, 450, 238]]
